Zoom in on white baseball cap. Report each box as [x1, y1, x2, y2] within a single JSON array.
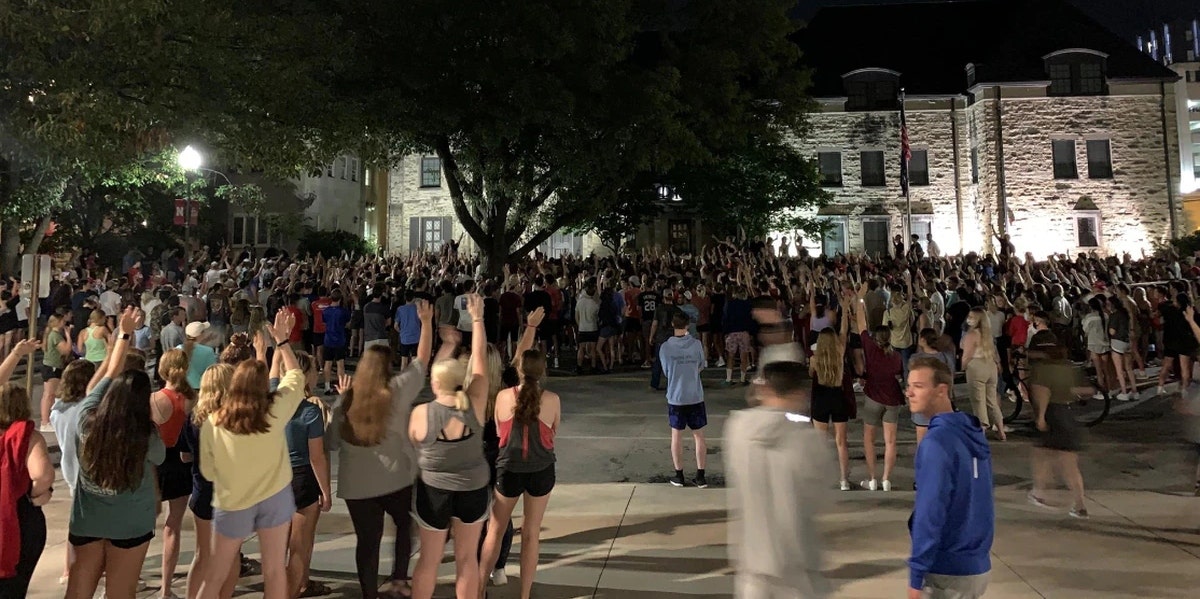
[[185, 322, 211, 338]]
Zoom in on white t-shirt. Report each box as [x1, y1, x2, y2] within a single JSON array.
[[99, 290, 122, 316], [455, 294, 472, 331], [576, 294, 599, 332]]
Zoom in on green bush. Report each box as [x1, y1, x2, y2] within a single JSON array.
[[296, 228, 369, 258], [1158, 231, 1200, 258]]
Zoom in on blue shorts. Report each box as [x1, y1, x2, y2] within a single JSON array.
[[213, 485, 295, 539], [668, 402, 708, 431]]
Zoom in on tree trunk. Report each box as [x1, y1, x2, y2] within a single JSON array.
[[480, 225, 510, 278], [24, 214, 53, 259]]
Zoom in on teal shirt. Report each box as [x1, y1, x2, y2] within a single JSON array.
[[69, 377, 166, 540], [179, 344, 219, 390]]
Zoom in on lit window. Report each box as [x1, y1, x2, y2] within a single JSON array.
[[1076, 213, 1100, 248]]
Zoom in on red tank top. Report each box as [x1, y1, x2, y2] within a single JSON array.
[[157, 388, 187, 448]]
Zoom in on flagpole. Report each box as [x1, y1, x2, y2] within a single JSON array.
[[900, 88, 912, 258]]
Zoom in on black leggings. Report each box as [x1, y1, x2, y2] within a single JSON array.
[[345, 486, 414, 599], [0, 497, 46, 598]]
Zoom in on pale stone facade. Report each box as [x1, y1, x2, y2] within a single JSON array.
[[794, 85, 1182, 259], [385, 154, 609, 258]]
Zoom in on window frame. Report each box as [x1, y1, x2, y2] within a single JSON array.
[[1075, 211, 1101, 249], [860, 150, 886, 187], [909, 149, 930, 186], [815, 216, 848, 257], [817, 151, 843, 187], [420, 156, 442, 188], [1044, 50, 1108, 97], [1085, 139, 1113, 179], [970, 147, 980, 184], [860, 216, 891, 257], [1052, 139, 1079, 180]]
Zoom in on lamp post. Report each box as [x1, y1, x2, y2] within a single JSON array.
[[177, 145, 233, 258]]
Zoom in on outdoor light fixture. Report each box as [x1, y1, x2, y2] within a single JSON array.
[[178, 145, 202, 171], [657, 183, 671, 201]]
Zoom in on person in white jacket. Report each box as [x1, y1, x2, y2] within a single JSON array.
[[725, 347, 835, 599]]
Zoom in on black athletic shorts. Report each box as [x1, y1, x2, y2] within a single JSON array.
[[41, 365, 64, 381], [412, 478, 490, 532], [624, 317, 641, 333], [158, 456, 193, 502], [578, 331, 599, 343], [291, 465, 321, 511], [1041, 403, 1083, 452], [324, 345, 348, 362], [398, 343, 418, 358], [496, 465, 556, 498], [70, 531, 154, 549], [311, 332, 325, 347]]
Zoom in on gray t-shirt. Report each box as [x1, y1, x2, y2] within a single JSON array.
[[332, 361, 425, 499], [416, 400, 489, 491], [362, 300, 390, 342]]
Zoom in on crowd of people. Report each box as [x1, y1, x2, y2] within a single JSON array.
[[0, 232, 1198, 599]]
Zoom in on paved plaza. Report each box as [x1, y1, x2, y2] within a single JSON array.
[[21, 367, 1200, 598]]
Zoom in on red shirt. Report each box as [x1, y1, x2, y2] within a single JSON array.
[[286, 306, 305, 344], [623, 289, 641, 319], [499, 292, 523, 326], [1006, 314, 1030, 347], [860, 331, 904, 406], [311, 297, 332, 333]]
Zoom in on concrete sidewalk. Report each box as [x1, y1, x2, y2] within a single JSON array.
[[23, 367, 1200, 598]]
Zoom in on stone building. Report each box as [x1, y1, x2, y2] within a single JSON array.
[[384, 154, 607, 257], [1137, 18, 1200, 229], [793, 0, 1183, 259]]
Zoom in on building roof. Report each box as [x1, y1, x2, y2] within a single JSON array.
[[795, 0, 1179, 97]]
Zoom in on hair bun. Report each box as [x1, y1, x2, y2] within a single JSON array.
[[229, 332, 250, 347]]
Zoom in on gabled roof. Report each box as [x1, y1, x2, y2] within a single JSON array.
[[795, 0, 1178, 97]]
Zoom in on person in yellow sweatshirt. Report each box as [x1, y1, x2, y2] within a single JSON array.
[[197, 308, 302, 599]]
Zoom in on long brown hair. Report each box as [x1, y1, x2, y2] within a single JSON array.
[[213, 360, 274, 435], [340, 345, 393, 446], [59, 360, 97, 404], [81, 370, 154, 492], [158, 349, 196, 406], [515, 350, 545, 424], [0, 384, 31, 429], [220, 333, 254, 364], [194, 363, 233, 425]]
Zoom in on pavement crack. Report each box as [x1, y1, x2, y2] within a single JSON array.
[[990, 550, 1047, 598], [592, 485, 636, 598], [1087, 494, 1200, 560]]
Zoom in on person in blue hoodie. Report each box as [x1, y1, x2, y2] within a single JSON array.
[[659, 311, 708, 488], [906, 355, 994, 599]]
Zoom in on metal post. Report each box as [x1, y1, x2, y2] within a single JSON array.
[[185, 196, 191, 259], [24, 260, 39, 393]]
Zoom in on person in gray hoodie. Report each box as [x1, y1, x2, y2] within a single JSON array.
[[725, 354, 834, 599], [659, 311, 708, 488]]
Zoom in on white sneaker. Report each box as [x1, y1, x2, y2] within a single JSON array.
[[553, 357, 560, 368], [860, 479, 877, 491], [881, 480, 892, 492], [1092, 392, 1105, 400], [839, 480, 851, 491], [490, 569, 508, 586], [716, 358, 726, 368], [1116, 392, 1131, 402], [853, 381, 865, 393]]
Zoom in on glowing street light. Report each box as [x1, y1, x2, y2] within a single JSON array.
[[178, 145, 202, 171]]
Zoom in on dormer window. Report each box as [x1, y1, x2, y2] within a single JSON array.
[[843, 68, 900, 112], [1044, 49, 1108, 96]]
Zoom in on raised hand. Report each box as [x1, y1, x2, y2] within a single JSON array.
[[527, 306, 546, 328], [271, 308, 296, 343], [119, 306, 142, 334], [336, 373, 353, 395], [11, 338, 41, 356], [415, 299, 433, 322], [466, 293, 484, 321]]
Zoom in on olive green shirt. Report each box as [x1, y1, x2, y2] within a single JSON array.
[[1029, 360, 1085, 405]]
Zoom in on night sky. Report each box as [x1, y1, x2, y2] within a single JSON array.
[[797, 0, 1199, 41]]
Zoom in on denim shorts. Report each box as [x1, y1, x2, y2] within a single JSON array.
[[213, 485, 295, 539]]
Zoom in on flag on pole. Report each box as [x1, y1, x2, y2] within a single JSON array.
[[899, 92, 912, 197]]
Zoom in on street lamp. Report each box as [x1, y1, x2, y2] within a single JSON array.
[[176, 145, 233, 257], [178, 145, 202, 171]]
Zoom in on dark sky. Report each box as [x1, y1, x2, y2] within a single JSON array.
[[796, 0, 1199, 41]]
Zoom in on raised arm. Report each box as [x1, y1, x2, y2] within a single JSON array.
[[0, 339, 40, 383], [466, 295, 489, 422], [269, 308, 300, 374], [415, 299, 434, 368], [855, 282, 868, 335], [513, 307, 544, 371]]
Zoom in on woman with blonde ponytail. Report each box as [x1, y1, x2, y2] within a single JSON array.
[[409, 294, 490, 599], [478, 346, 560, 599], [963, 306, 1005, 440], [151, 349, 194, 599]]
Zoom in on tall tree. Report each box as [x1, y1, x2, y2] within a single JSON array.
[[0, 0, 343, 272], [336, 0, 815, 274]]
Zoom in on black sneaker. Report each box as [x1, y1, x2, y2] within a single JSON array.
[[694, 475, 708, 489], [669, 473, 685, 487]]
